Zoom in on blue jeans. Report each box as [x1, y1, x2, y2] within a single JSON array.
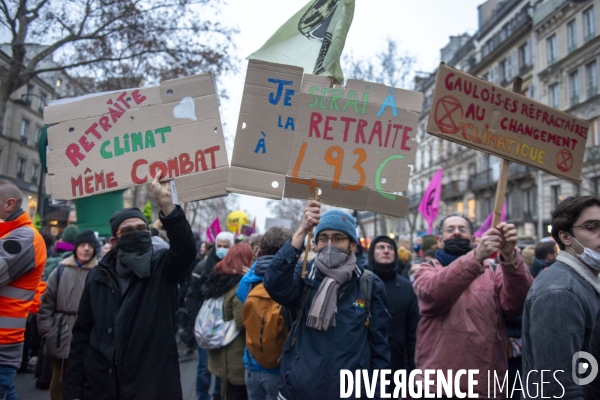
[[245, 369, 278, 400], [0, 366, 18, 400], [196, 348, 220, 400]]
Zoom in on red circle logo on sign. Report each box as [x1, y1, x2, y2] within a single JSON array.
[[434, 96, 463, 134], [556, 149, 574, 173]]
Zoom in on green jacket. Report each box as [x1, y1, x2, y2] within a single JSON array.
[[208, 284, 246, 387]]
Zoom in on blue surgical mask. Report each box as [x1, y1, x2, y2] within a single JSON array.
[[569, 234, 600, 271], [216, 247, 229, 259]]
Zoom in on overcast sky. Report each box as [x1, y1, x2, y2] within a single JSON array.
[[218, 0, 484, 231], [1, 0, 485, 232]]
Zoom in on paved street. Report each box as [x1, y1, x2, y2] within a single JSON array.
[[14, 345, 199, 400]]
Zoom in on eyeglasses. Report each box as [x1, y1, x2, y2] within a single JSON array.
[[116, 224, 149, 237], [572, 220, 600, 234], [443, 226, 470, 234], [316, 235, 349, 244]]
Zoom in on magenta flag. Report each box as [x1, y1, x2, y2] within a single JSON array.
[[205, 217, 221, 242], [474, 203, 507, 238], [418, 168, 443, 234]]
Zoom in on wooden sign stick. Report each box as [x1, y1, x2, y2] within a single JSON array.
[[492, 77, 523, 228], [301, 189, 321, 279]]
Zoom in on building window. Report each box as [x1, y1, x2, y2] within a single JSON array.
[[547, 35, 558, 65], [31, 164, 39, 184], [551, 185, 562, 209], [568, 20, 577, 52], [20, 119, 29, 144], [589, 118, 600, 147], [16, 157, 26, 180], [0, 148, 3, 174], [587, 61, 598, 98], [501, 59, 509, 84], [467, 198, 476, 221], [549, 83, 560, 108], [34, 126, 42, 147], [526, 85, 534, 99], [584, 7, 596, 42], [570, 71, 580, 106], [38, 93, 47, 114], [24, 85, 33, 107], [524, 188, 536, 218], [519, 41, 531, 69], [505, 193, 512, 220]]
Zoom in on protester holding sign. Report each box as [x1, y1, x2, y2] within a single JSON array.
[[264, 203, 390, 400], [63, 173, 197, 400], [522, 196, 600, 399], [413, 213, 533, 397]]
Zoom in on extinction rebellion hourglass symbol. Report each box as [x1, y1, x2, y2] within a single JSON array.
[[556, 149, 574, 173], [434, 96, 464, 134]]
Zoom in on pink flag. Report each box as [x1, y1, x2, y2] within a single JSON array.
[[205, 217, 221, 242], [474, 203, 507, 238], [418, 168, 443, 234]]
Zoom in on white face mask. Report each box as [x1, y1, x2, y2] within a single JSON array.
[[569, 234, 600, 271]]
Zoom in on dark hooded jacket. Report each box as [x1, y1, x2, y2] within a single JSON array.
[[200, 269, 245, 389], [63, 206, 196, 400], [185, 247, 223, 346], [368, 235, 420, 373], [529, 256, 551, 278], [264, 240, 390, 400]]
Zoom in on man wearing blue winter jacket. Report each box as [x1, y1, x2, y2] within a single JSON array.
[[237, 226, 293, 400], [264, 201, 390, 400]]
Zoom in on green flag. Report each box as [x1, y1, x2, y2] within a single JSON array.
[[247, 0, 355, 84]]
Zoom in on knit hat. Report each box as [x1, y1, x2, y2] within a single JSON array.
[[61, 225, 79, 244], [73, 230, 99, 258], [368, 235, 398, 266], [421, 235, 438, 252], [398, 246, 411, 263], [109, 208, 148, 237], [313, 210, 358, 243]]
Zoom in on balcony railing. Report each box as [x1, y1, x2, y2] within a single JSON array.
[[571, 94, 580, 107], [20, 136, 28, 144], [588, 85, 598, 98], [16, 171, 25, 180], [31, 175, 39, 184], [443, 180, 467, 199], [409, 192, 424, 207], [469, 168, 495, 189], [508, 163, 534, 177], [585, 32, 596, 44]]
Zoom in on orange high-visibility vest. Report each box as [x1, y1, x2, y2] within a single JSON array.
[[0, 211, 46, 368]]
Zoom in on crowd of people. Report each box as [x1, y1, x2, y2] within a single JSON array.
[[2, 175, 600, 399]]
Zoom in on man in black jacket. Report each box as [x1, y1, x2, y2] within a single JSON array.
[[63, 173, 197, 400], [368, 235, 419, 376]]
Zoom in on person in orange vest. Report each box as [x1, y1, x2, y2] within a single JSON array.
[[0, 179, 47, 399]]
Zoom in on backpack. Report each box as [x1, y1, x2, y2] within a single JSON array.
[[286, 269, 374, 348], [194, 296, 240, 350], [242, 282, 289, 369]]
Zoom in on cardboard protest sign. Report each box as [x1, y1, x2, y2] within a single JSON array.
[[427, 63, 590, 182], [44, 74, 229, 201], [228, 60, 422, 217]]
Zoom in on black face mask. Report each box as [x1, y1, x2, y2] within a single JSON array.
[[443, 237, 473, 256], [116, 231, 153, 278]]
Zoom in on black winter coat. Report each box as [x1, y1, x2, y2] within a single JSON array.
[[368, 235, 420, 372], [185, 247, 222, 346], [63, 206, 196, 400], [378, 274, 419, 372]]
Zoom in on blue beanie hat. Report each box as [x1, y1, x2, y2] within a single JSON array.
[[314, 210, 358, 243]]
